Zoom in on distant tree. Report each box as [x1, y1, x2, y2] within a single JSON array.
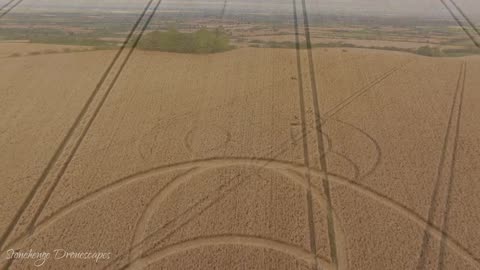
[[138, 26, 232, 54], [416, 46, 443, 57]]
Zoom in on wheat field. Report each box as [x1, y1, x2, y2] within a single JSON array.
[[0, 37, 479, 270]]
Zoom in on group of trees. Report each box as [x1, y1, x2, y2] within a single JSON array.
[[138, 26, 232, 53], [415, 46, 443, 57]]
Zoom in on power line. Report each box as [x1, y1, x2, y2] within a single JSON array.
[[292, 0, 319, 269], [296, 0, 339, 267], [27, 0, 164, 233], [415, 62, 467, 270], [220, 0, 228, 19], [447, 0, 480, 37], [0, 0, 24, 19], [439, 0, 480, 48], [0, 0, 160, 250], [0, 0, 17, 12]]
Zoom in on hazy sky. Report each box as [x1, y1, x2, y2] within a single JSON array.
[[15, 0, 480, 18]]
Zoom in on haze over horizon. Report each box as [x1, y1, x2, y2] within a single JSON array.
[[14, 0, 480, 19]]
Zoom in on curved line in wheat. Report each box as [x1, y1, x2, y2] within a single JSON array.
[[128, 163, 348, 268], [129, 167, 203, 260], [323, 118, 382, 181], [0, 158, 321, 252], [183, 125, 232, 154], [2, 157, 479, 269], [124, 235, 334, 270], [328, 151, 361, 180]]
